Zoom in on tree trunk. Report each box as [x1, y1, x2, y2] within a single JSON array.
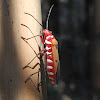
[[0, 0, 46, 100], [93, 0, 100, 90]]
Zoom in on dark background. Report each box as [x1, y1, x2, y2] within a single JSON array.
[[41, 0, 100, 100]]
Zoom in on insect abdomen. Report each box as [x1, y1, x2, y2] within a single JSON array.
[[46, 51, 55, 84]]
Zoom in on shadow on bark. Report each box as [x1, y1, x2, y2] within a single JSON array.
[[0, 1, 21, 100]]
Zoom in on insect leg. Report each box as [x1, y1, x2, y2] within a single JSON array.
[[40, 30, 45, 44], [23, 63, 40, 69], [24, 52, 47, 91], [37, 74, 47, 92], [24, 13, 44, 28], [22, 35, 42, 40], [25, 67, 46, 83], [23, 52, 47, 93], [38, 48, 46, 55], [23, 48, 46, 69], [25, 67, 47, 92], [21, 36, 43, 69], [25, 70, 41, 83], [44, 52, 47, 62], [21, 24, 40, 49], [21, 36, 40, 60], [22, 30, 45, 45], [37, 52, 47, 92], [23, 52, 46, 69]]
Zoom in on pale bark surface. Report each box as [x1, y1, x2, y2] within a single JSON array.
[[0, 0, 45, 100]]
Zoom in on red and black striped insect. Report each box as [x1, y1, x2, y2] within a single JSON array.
[[21, 5, 60, 87]]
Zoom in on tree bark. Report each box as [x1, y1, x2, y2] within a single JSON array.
[[0, 0, 46, 100], [93, 0, 100, 90]]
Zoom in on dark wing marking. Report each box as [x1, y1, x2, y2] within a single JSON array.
[[56, 61, 60, 84]]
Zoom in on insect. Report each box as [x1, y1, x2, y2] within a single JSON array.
[[21, 5, 60, 86]]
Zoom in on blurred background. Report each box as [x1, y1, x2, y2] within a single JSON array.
[[41, 0, 100, 100]]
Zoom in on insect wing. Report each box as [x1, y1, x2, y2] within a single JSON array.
[[52, 39, 60, 73], [56, 61, 60, 84], [52, 45, 60, 84]]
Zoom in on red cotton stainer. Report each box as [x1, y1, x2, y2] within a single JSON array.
[[21, 5, 60, 88]]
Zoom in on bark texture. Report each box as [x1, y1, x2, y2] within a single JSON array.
[[0, 0, 46, 100]]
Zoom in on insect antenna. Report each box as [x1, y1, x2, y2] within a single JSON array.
[[46, 4, 54, 29], [23, 34, 42, 40]]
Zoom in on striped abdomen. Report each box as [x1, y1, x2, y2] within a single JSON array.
[[45, 35, 60, 84]]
